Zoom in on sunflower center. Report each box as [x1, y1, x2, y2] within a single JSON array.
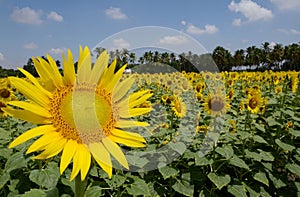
[[249, 98, 258, 109], [208, 97, 225, 112], [0, 88, 10, 98], [50, 85, 116, 144]]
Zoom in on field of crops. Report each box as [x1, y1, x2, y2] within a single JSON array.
[[0, 69, 300, 196]]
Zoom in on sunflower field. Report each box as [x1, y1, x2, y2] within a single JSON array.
[[0, 50, 300, 197]]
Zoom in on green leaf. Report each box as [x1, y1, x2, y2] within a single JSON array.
[[216, 145, 234, 159], [207, 173, 231, 190], [252, 135, 268, 144], [29, 162, 60, 189], [227, 184, 247, 197], [229, 155, 250, 170], [254, 123, 265, 132], [126, 178, 150, 196], [258, 149, 274, 161], [158, 166, 179, 179], [45, 188, 59, 197], [275, 139, 295, 152], [245, 149, 262, 162], [259, 186, 271, 197], [169, 141, 186, 155], [244, 184, 260, 197], [172, 180, 194, 197], [267, 171, 286, 189], [23, 189, 47, 197], [195, 155, 213, 166], [286, 163, 300, 176], [105, 174, 126, 188], [85, 186, 104, 197], [253, 171, 269, 186], [289, 129, 300, 137], [0, 172, 9, 189], [266, 117, 277, 127], [4, 152, 27, 172]]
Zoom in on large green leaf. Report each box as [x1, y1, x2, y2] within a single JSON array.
[[172, 180, 194, 197], [85, 186, 104, 197], [253, 171, 269, 186], [23, 189, 47, 197], [227, 184, 247, 197], [126, 177, 150, 196], [0, 172, 9, 189], [267, 171, 286, 189], [245, 149, 262, 161], [216, 145, 234, 159], [258, 150, 274, 161], [252, 135, 268, 144], [286, 163, 300, 176], [229, 155, 250, 170], [4, 152, 27, 172], [105, 174, 126, 188], [158, 165, 179, 179], [207, 173, 231, 190], [29, 162, 60, 189], [275, 139, 295, 152], [195, 155, 213, 166]]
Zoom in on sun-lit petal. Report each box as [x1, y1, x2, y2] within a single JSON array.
[[60, 140, 77, 174], [9, 125, 56, 148]]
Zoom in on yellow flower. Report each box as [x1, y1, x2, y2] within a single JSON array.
[[5, 46, 152, 181], [246, 94, 263, 114], [203, 92, 230, 116], [171, 96, 187, 118]]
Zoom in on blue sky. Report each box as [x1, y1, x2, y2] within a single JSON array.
[[0, 0, 299, 69]]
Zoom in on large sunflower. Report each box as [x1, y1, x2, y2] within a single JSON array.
[[5, 46, 152, 181], [203, 92, 230, 116]]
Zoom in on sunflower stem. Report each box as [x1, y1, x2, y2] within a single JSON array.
[[75, 175, 88, 197]]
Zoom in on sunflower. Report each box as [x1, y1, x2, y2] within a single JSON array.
[[246, 94, 263, 114], [5, 46, 152, 181], [171, 96, 187, 118], [203, 92, 230, 116], [0, 101, 7, 117]]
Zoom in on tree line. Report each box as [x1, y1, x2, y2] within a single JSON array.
[[0, 42, 299, 77]]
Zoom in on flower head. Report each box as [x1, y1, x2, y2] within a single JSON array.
[[5, 46, 152, 181]]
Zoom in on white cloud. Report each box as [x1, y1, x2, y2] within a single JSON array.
[[11, 7, 43, 25], [232, 18, 242, 26], [159, 35, 188, 45], [113, 38, 130, 49], [186, 24, 219, 35], [277, 28, 300, 35], [49, 47, 66, 55], [270, 0, 300, 10], [23, 42, 38, 49], [0, 53, 4, 61], [47, 11, 63, 22], [228, 0, 273, 22], [105, 7, 127, 20], [181, 20, 187, 26]]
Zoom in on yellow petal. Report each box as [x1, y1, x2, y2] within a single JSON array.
[[118, 90, 150, 107], [102, 137, 129, 169], [117, 120, 149, 128], [8, 101, 51, 118], [9, 77, 50, 108], [3, 108, 51, 125], [31, 57, 56, 91], [60, 140, 77, 174], [119, 107, 152, 118], [127, 93, 153, 109], [80, 146, 91, 181], [26, 131, 60, 154], [89, 142, 112, 178], [109, 135, 146, 148], [99, 59, 116, 88], [88, 50, 108, 85], [111, 129, 146, 142], [17, 68, 52, 97], [9, 125, 56, 148], [70, 146, 82, 181], [34, 136, 67, 159], [106, 65, 127, 92], [46, 54, 64, 87], [62, 49, 76, 85], [77, 49, 92, 84], [112, 76, 135, 102]]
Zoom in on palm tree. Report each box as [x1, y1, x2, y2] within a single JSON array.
[[212, 46, 232, 71]]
